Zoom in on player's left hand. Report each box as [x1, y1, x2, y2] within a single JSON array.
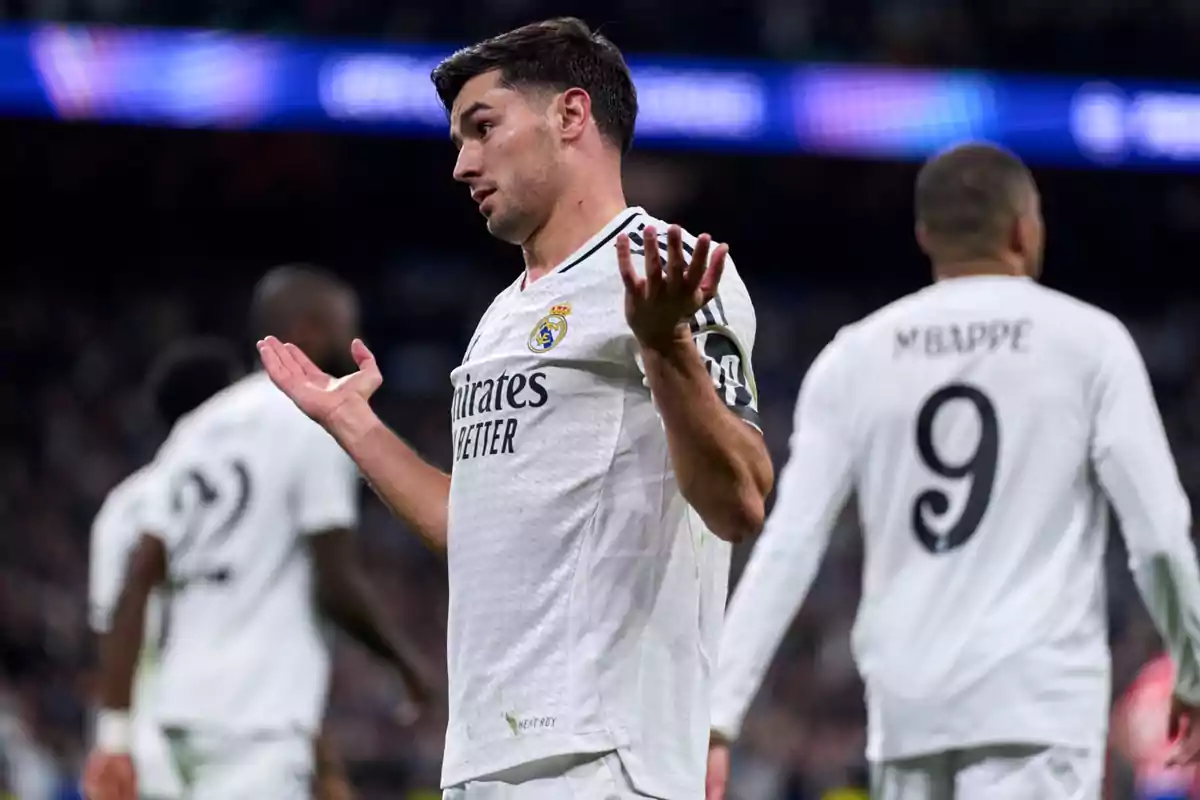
[[81, 749, 136, 800], [617, 224, 728, 353], [1166, 695, 1200, 765]]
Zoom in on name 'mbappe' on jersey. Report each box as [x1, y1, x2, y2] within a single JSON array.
[[450, 367, 550, 462]]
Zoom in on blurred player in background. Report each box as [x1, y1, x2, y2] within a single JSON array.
[[707, 143, 1200, 799], [83, 265, 430, 800], [88, 338, 245, 800], [257, 17, 773, 800]]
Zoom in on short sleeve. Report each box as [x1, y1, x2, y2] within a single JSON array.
[[89, 502, 128, 633], [137, 460, 178, 548], [88, 471, 157, 632], [292, 417, 360, 535]]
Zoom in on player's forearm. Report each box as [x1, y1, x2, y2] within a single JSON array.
[[318, 560, 427, 689], [1130, 545, 1200, 703], [315, 728, 342, 776], [1119, 479, 1200, 701], [315, 730, 354, 800], [326, 397, 450, 555], [1101, 437, 1200, 701], [98, 578, 151, 711], [640, 331, 772, 543]]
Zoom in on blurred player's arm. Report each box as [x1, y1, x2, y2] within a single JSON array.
[[96, 532, 166, 749], [300, 424, 434, 707], [1092, 323, 1200, 702], [87, 492, 133, 652], [710, 336, 855, 742], [326, 400, 450, 556], [308, 529, 432, 708], [314, 727, 355, 800]]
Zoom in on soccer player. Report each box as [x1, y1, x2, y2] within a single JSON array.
[[84, 265, 429, 800], [706, 142, 1200, 799], [88, 338, 245, 800], [256, 17, 774, 800]]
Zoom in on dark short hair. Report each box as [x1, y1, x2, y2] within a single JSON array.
[[250, 263, 351, 342], [915, 142, 1036, 258], [146, 337, 245, 426], [431, 17, 638, 155]]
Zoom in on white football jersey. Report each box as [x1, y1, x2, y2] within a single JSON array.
[[711, 275, 1200, 761], [443, 207, 758, 798], [139, 372, 360, 735], [89, 465, 182, 798]]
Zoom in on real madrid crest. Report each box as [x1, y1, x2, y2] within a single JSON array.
[[528, 302, 571, 354]]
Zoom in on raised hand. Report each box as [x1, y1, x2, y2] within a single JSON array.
[[257, 337, 382, 426], [616, 224, 729, 352], [81, 749, 136, 800]]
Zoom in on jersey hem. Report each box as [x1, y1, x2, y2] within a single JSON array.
[[866, 730, 1109, 762], [440, 731, 618, 788], [152, 715, 320, 739]]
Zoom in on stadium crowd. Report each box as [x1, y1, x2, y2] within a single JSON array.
[[6, 0, 1200, 75], [3, 3, 1200, 798]]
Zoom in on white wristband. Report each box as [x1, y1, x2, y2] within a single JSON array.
[[95, 709, 132, 755]]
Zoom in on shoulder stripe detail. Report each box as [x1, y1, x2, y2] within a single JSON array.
[[559, 212, 641, 275], [635, 221, 696, 256], [690, 294, 727, 332], [712, 294, 728, 326], [626, 229, 671, 260], [630, 219, 727, 334]]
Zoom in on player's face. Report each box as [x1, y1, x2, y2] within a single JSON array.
[[450, 71, 560, 245]]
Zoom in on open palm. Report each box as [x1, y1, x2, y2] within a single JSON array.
[[257, 336, 383, 425], [617, 224, 728, 352]]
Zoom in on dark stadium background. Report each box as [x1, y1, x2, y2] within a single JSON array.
[[3, 2, 1200, 798]]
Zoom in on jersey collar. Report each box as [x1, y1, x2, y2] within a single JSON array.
[[520, 207, 644, 290]]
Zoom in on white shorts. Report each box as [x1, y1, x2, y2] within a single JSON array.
[[163, 728, 315, 800], [442, 752, 657, 799], [871, 744, 1103, 800], [133, 720, 183, 799]]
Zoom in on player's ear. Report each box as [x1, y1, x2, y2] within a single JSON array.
[[1011, 213, 1034, 260], [914, 220, 933, 257], [557, 88, 591, 143]]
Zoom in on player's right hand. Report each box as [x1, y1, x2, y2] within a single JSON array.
[[705, 736, 731, 800], [1167, 695, 1200, 765], [81, 749, 136, 800], [257, 337, 382, 426]]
